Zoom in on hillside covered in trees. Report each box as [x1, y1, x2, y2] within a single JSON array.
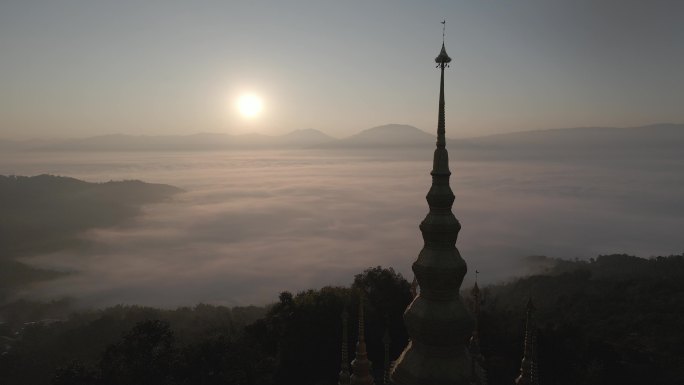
[[1, 254, 683, 385], [0, 174, 182, 300]]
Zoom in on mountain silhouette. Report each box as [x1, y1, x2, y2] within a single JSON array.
[[451, 123, 684, 160], [3, 123, 682, 154], [0, 174, 182, 260], [316, 124, 435, 148], [33, 129, 334, 151]]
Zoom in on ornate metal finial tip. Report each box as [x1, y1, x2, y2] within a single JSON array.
[[436, 19, 451, 65], [435, 44, 452, 64], [471, 281, 480, 295]]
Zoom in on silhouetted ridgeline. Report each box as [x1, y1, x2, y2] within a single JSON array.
[[3, 124, 682, 158], [0, 174, 181, 258], [450, 123, 684, 161], [2, 129, 335, 152], [1, 258, 682, 385], [0, 175, 182, 299], [317, 124, 435, 148]]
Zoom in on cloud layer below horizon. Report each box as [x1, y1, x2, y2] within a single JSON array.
[[3, 149, 682, 307]]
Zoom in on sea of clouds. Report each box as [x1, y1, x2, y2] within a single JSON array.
[[1, 149, 682, 307]]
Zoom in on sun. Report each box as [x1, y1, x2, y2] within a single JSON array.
[[236, 93, 263, 119]]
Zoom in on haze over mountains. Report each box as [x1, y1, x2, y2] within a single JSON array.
[[2, 122, 683, 307], [0, 175, 181, 301], [2, 123, 683, 156]]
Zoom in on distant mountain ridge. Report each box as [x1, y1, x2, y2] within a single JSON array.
[[318, 124, 435, 148], [449, 123, 684, 160], [1, 123, 682, 154], [24, 129, 336, 151], [455, 123, 684, 149]]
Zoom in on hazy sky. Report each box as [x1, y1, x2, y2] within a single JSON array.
[[1, 0, 683, 139]]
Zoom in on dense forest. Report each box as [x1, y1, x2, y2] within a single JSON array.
[[1, 254, 683, 385]]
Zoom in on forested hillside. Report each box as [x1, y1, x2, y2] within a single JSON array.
[[0, 175, 182, 300], [0, 174, 182, 259], [1, 256, 682, 385]]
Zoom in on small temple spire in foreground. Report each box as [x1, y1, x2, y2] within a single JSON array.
[[515, 298, 538, 385], [469, 271, 483, 360], [339, 309, 351, 385], [470, 272, 488, 385], [351, 295, 375, 385], [391, 21, 474, 385]]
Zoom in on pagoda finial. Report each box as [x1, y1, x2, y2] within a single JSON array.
[[392, 23, 474, 385], [435, 20, 451, 69], [339, 309, 351, 385], [441, 19, 446, 44], [434, 22, 451, 153], [515, 298, 537, 385], [351, 294, 375, 385]]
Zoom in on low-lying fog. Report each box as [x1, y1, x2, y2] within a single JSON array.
[[2, 148, 682, 307]]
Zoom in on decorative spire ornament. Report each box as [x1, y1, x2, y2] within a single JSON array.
[[391, 21, 474, 385], [339, 309, 351, 385], [351, 295, 375, 385]]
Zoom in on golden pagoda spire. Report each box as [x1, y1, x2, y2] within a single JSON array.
[[391, 21, 474, 385], [351, 295, 375, 385], [339, 309, 351, 385]]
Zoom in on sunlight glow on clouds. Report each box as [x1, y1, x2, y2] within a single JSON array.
[[6, 150, 683, 307]]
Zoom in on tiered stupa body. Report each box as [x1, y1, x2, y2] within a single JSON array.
[[391, 35, 474, 385], [351, 296, 375, 385]]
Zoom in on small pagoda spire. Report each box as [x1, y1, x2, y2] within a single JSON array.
[[515, 298, 537, 385], [470, 270, 482, 351], [382, 327, 392, 385], [339, 309, 351, 385], [472, 271, 481, 313], [470, 271, 487, 385], [392, 21, 474, 385], [351, 295, 375, 385]]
